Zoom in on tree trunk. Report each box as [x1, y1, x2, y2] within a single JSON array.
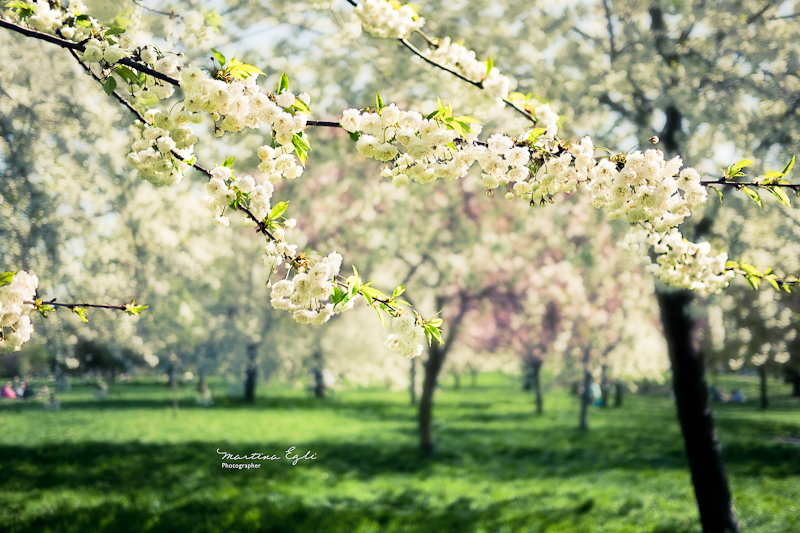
[[657, 290, 740, 533], [533, 361, 544, 415], [600, 363, 609, 408], [419, 341, 446, 456], [792, 370, 800, 397], [244, 343, 258, 403], [312, 350, 325, 398], [409, 356, 417, 405], [759, 366, 768, 410], [171, 366, 179, 416], [579, 349, 592, 431], [614, 382, 624, 407], [451, 370, 460, 390], [470, 368, 478, 388]]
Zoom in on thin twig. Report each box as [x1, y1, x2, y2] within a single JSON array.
[[0, 18, 179, 85]]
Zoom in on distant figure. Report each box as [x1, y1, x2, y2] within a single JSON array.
[[38, 384, 50, 400], [13, 381, 25, 398], [93, 379, 108, 399], [730, 389, 746, 403], [196, 379, 213, 406], [591, 383, 603, 406], [21, 382, 35, 399], [1, 382, 16, 399], [710, 385, 728, 403]]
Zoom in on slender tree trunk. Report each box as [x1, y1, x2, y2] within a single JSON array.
[[419, 341, 446, 456], [470, 368, 478, 388], [244, 343, 258, 403], [171, 366, 179, 416], [792, 370, 800, 397], [579, 349, 592, 431], [451, 370, 460, 390], [409, 356, 417, 405], [614, 382, 624, 407], [600, 363, 609, 408], [657, 290, 739, 533], [532, 361, 543, 415], [312, 350, 325, 398], [759, 366, 768, 410]]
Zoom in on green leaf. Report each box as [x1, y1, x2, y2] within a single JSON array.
[[348, 131, 361, 143], [766, 185, 791, 207], [228, 62, 266, 80], [74, 14, 92, 27], [72, 307, 88, 323], [376, 91, 384, 111], [269, 201, 289, 220], [6, 1, 35, 17], [278, 72, 289, 94], [102, 76, 117, 95], [724, 261, 739, 270], [782, 155, 795, 177], [741, 187, 762, 208], [710, 186, 723, 202], [124, 302, 149, 316], [746, 275, 760, 290], [454, 115, 480, 124], [291, 133, 310, 166], [360, 286, 386, 300], [291, 99, 312, 115], [765, 277, 781, 291], [204, 8, 223, 32], [392, 285, 405, 298], [740, 263, 760, 276], [728, 159, 754, 175], [762, 170, 782, 183], [0, 271, 15, 287], [105, 26, 126, 36], [211, 48, 226, 67], [427, 318, 444, 328], [222, 156, 235, 167], [486, 57, 493, 77], [522, 128, 546, 143], [114, 65, 144, 85], [35, 301, 55, 318]]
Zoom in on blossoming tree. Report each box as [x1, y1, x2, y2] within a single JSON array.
[[1, 1, 798, 532]]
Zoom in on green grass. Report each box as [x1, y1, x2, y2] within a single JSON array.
[[0, 373, 798, 533]]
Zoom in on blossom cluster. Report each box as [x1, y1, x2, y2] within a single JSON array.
[[353, 0, 424, 39], [257, 144, 304, 182], [587, 150, 708, 231], [204, 166, 274, 227], [16, 0, 95, 37], [0, 271, 38, 353], [384, 315, 425, 359], [172, 11, 215, 49], [269, 253, 352, 325], [341, 105, 483, 185], [127, 108, 198, 186], [180, 66, 309, 145], [428, 37, 511, 100], [646, 229, 735, 296]]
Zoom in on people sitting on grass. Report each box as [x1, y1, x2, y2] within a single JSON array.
[[1, 381, 16, 399]]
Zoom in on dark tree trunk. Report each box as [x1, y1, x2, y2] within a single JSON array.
[[657, 290, 740, 533], [759, 366, 768, 410], [167, 366, 174, 387], [530, 358, 544, 415], [614, 382, 624, 407], [600, 363, 609, 408], [451, 370, 461, 390], [312, 350, 325, 398], [244, 344, 258, 403], [409, 356, 417, 405], [792, 370, 800, 397], [579, 349, 592, 431], [419, 341, 446, 456]]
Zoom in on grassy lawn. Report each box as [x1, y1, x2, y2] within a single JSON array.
[[0, 373, 798, 533]]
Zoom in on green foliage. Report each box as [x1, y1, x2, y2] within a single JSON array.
[[124, 302, 148, 316], [227, 57, 266, 80], [741, 186, 762, 209], [268, 201, 289, 221], [0, 271, 14, 287], [102, 76, 117, 95], [222, 156, 234, 168], [204, 9, 223, 33], [72, 307, 88, 322], [5, 0, 35, 18], [33, 298, 54, 318], [485, 57, 493, 77], [211, 48, 226, 68], [376, 91, 384, 111], [291, 133, 310, 166], [278, 72, 290, 94]]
